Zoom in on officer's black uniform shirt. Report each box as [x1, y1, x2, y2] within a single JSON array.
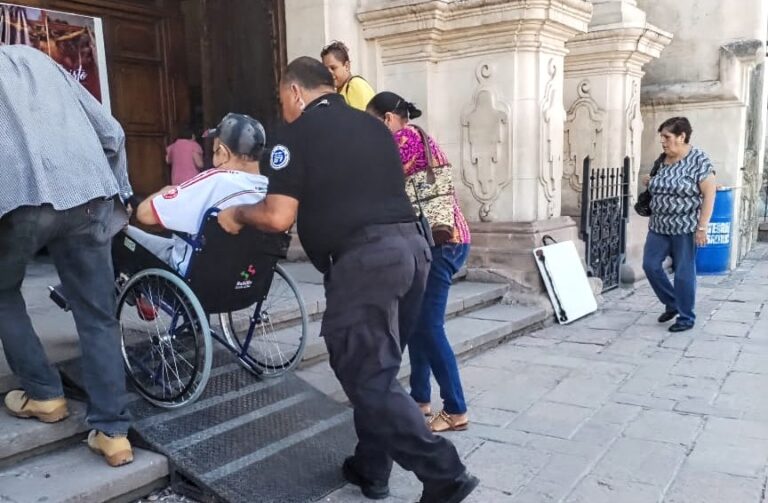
[[261, 93, 416, 272]]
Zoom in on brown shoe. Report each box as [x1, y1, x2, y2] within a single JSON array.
[[87, 430, 134, 467], [4, 390, 69, 423], [428, 410, 469, 432]]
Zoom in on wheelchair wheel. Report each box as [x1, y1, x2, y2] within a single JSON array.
[[117, 269, 212, 408], [219, 263, 308, 377]]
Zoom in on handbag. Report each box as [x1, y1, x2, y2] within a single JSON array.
[[404, 125, 455, 245], [634, 154, 665, 217]]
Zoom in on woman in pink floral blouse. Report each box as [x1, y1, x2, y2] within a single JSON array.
[[367, 91, 471, 432]]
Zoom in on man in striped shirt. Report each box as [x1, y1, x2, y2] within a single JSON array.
[[0, 45, 133, 466]]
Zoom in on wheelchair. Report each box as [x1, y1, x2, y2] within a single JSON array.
[[108, 209, 308, 409]]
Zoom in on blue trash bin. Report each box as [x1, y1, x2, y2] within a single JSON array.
[[696, 187, 734, 275]]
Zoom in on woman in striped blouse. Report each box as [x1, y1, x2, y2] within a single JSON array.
[[367, 92, 471, 432], [642, 117, 716, 333]]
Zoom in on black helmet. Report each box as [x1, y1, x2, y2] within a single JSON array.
[[205, 113, 266, 159]]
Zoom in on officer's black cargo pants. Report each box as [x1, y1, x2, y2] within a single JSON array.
[[320, 222, 466, 489]]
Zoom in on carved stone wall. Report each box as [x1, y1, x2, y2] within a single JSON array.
[[562, 79, 605, 215], [358, 0, 592, 225], [460, 63, 511, 222]]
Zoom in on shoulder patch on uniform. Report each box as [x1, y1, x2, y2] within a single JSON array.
[[162, 188, 179, 199], [270, 145, 291, 170]]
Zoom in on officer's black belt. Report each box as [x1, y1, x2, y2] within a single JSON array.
[[329, 221, 421, 263]]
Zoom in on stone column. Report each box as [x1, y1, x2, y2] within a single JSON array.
[[563, 0, 672, 282], [358, 0, 592, 290]]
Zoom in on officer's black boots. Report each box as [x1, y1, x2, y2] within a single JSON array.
[[342, 457, 390, 500], [418, 470, 480, 503]]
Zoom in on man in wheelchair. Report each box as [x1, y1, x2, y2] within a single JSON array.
[[129, 113, 268, 274]]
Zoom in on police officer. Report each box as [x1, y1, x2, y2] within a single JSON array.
[[218, 57, 479, 503]]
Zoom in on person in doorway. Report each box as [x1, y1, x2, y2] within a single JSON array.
[[216, 57, 479, 503], [0, 44, 133, 467], [642, 116, 716, 332], [131, 113, 269, 275], [367, 91, 472, 433], [321, 40, 375, 111], [166, 125, 204, 185]]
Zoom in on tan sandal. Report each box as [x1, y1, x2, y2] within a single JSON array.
[[428, 410, 469, 432]]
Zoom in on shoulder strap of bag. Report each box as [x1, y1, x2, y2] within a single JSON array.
[[343, 75, 366, 95], [650, 153, 666, 177], [411, 125, 438, 184]]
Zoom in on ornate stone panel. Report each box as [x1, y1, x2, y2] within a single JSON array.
[[540, 58, 564, 217], [460, 63, 511, 222], [563, 79, 605, 198]]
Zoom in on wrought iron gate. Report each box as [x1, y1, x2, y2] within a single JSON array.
[[579, 157, 630, 292]]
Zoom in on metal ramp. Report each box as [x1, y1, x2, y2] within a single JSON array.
[[62, 352, 355, 503]]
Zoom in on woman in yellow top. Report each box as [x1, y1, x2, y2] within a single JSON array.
[[321, 41, 375, 111]]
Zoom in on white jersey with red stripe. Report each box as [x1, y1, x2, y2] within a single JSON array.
[[150, 168, 268, 273]]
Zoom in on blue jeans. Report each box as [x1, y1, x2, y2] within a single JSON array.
[[0, 201, 131, 435], [643, 230, 697, 327], [409, 243, 470, 414]]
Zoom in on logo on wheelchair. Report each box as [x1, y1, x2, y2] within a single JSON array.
[[235, 264, 257, 290]]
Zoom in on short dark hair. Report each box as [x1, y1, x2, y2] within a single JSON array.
[[366, 91, 422, 120], [176, 124, 195, 141], [282, 56, 334, 90], [320, 40, 350, 64], [658, 117, 693, 143]]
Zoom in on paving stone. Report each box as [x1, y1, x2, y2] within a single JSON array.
[[601, 337, 658, 358], [660, 332, 696, 350], [590, 437, 687, 488], [564, 476, 662, 503], [673, 400, 743, 419], [553, 341, 605, 357], [684, 338, 742, 361], [715, 372, 768, 415], [471, 365, 571, 412], [586, 311, 643, 331], [623, 410, 703, 446], [463, 423, 530, 446], [670, 357, 731, 381], [686, 434, 768, 478], [587, 402, 643, 425], [652, 374, 721, 402], [511, 452, 592, 503], [703, 320, 753, 337], [464, 442, 550, 494], [510, 401, 595, 439], [469, 406, 518, 427], [544, 373, 623, 408], [621, 324, 668, 343], [663, 468, 764, 503], [733, 352, 768, 374], [565, 328, 617, 346], [711, 308, 759, 323]]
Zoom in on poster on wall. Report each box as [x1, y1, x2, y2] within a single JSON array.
[[0, 2, 110, 110]]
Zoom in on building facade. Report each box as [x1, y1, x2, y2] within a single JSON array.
[[285, 0, 767, 290]]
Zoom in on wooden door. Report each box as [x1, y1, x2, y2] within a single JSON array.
[[10, 0, 189, 198], [200, 0, 286, 135]]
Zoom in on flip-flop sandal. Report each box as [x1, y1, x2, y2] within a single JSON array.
[[428, 410, 469, 432]]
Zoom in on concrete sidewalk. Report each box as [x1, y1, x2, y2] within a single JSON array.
[[324, 243, 768, 502]]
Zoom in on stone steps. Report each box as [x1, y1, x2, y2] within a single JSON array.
[[296, 302, 549, 402], [299, 280, 510, 364], [0, 260, 546, 502], [0, 440, 168, 503], [0, 400, 89, 469]]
